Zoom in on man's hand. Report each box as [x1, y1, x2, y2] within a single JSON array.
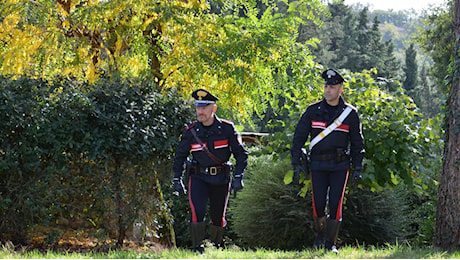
[[173, 177, 186, 195], [352, 170, 362, 187], [292, 164, 305, 184], [231, 175, 244, 197]]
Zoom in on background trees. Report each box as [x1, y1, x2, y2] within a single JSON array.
[[304, 2, 400, 79]]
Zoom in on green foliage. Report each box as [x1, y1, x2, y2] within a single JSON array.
[[371, 8, 423, 51], [401, 184, 438, 246], [346, 72, 442, 192], [415, 1, 454, 89], [163, 184, 191, 248], [413, 65, 444, 118], [0, 75, 194, 245], [369, 5, 445, 119], [0, 0, 329, 121], [0, 77, 52, 243], [342, 187, 410, 245]]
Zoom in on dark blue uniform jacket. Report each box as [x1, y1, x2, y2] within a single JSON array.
[[291, 96, 364, 170], [173, 116, 248, 179]]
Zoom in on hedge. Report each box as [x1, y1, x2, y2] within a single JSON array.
[[0, 75, 194, 247]]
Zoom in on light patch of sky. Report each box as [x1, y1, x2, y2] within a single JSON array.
[[342, 0, 447, 11]]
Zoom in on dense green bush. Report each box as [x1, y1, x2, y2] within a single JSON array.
[[0, 77, 52, 243], [0, 75, 194, 246], [397, 181, 438, 246], [344, 182, 437, 246], [341, 187, 409, 245], [230, 154, 315, 250]]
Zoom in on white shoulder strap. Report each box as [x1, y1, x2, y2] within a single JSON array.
[[309, 106, 353, 150]]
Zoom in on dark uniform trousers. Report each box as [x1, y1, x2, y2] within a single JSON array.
[[311, 168, 349, 221], [188, 174, 231, 226]]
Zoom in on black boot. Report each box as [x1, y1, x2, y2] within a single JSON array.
[[190, 222, 206, 254], [209, 224, 225, 248], [324, 218, 341, 254], [313, 216, 327, 249]]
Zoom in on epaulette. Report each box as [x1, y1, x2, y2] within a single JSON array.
[[308, 100, 322, 107], [220, 118, 234, 125], [345, 102, 358, 111], [185, 122, 196, 131]]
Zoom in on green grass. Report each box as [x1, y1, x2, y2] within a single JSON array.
[[1, 243, 459, 259]]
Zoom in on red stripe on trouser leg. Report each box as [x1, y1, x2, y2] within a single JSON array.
[[188, 177, 198, 223], [310, 171, 318, 218], [220, 181, 232, 227], [335, 170, 349, 221]]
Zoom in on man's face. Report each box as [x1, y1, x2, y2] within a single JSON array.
[[196, 104, 217, 125], [324, 84, 343, 104]]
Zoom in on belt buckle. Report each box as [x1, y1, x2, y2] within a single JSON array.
[[209, 167, 218, 175]]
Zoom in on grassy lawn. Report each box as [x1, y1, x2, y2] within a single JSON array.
[[1, 243, 459, 259]]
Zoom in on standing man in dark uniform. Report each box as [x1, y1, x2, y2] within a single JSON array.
[[172, 89, 248, 254], [291, 69, 364, 254]]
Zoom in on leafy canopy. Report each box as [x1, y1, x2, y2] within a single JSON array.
[[0, 0, 327, 119]]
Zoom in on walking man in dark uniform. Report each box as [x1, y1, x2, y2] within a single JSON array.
[[172, 89, 248, 254], [291, 68, 364, 253]]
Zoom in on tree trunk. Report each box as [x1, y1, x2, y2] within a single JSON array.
[[143, 23, 163, 86], [152, 173, 176, 248], [434, 0, 460, 249]]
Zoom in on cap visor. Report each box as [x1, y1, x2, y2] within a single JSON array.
[[324, 79, 341, 85], [195, 101, 215, 107]]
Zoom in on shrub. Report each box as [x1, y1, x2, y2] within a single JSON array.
[[0, 75, 194, 246], [341, 187, 409, 245], [229, 154, 315, 250]]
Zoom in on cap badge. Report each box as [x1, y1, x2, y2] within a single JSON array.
[[326, 69, 336, 78], [197, 90, 207, 100]]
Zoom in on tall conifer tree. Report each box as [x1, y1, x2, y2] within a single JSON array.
[[403, 43, 418, 93]]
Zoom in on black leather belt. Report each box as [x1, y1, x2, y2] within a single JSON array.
[[198, 166, 226, 175], [311, 153, 335, 161], [310, 151, 350, 162]]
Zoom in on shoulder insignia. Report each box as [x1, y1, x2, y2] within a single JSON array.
[[185, 122, 196, 131]]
